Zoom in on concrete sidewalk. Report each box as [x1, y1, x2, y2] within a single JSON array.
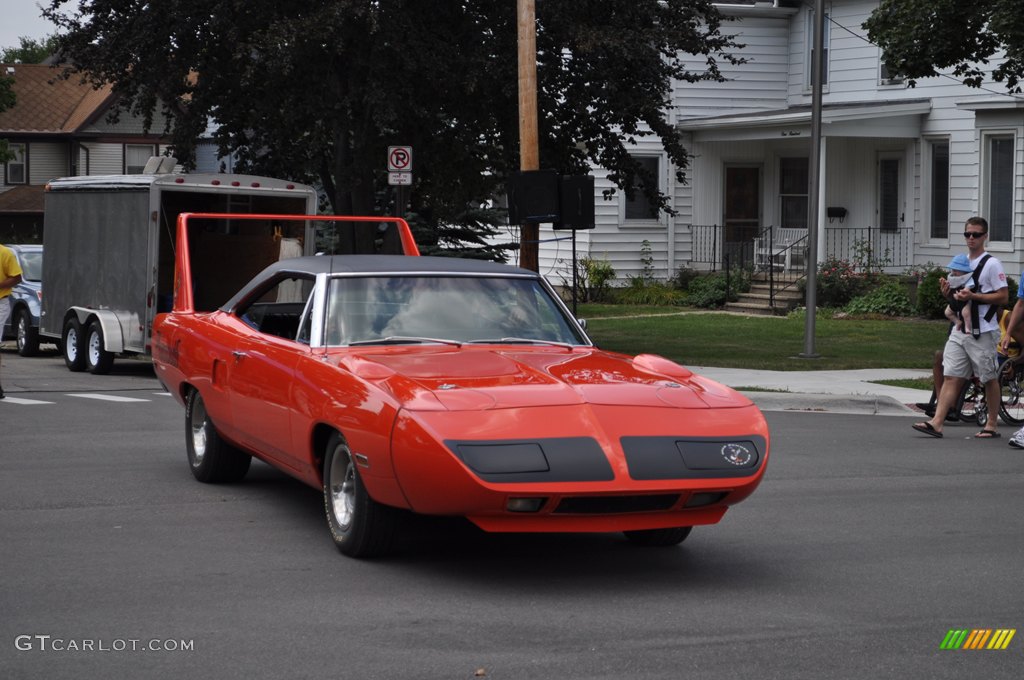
[[688, 365, 933, 416]]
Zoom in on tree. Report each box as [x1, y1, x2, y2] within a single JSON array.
[[43, 0, 742, 261], [0, 74, 14, 163], [865, 0, 1024, 92], [1, 35, 61, 64]]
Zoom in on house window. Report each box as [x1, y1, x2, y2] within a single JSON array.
[[878, 157, 901, 232], [984, 134, 1014, 242], [125, 144, 157, 174], [879, 55, 905, 86], [779, 157, 808, 229], [806, 9, 830, 87], [928, 141, 949, 239], [5, 143, 26, 184], [624, 155, 660, 221]]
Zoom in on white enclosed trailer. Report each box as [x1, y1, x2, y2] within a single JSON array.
[[41, 172, 318, 373]]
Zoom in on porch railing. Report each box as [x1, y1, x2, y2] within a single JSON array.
[[688, 224, 916, 308]]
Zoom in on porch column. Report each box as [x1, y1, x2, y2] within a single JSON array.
[[817, 137, 828, 265]]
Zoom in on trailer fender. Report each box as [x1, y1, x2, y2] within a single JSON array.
[[67, 307, 125, 353]]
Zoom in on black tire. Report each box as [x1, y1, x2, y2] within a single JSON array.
[[184, 389, 251, 483], [15, 308, 39, 357], [323, 432, 399, 558], [999, 361, 1024, 425], [62, 317, 86, 372], [84, 320, 115, 375], [624, 526, 693, 547]]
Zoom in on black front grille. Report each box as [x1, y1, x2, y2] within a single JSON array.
[[553, 494, 680, 515]]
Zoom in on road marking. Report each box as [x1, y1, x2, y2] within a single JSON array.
[[66, 393, 151, 403], [0, 397, 56, 405]]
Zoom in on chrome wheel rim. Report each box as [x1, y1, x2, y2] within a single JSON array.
[[328, 446, 356, 530], [190, 397, 208, 466], [16, 315, 27, 351], [88, 329, 102, 365], [66, 327, 79, 362]]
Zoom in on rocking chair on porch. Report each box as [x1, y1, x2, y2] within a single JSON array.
[[754, 228, 808, 272]]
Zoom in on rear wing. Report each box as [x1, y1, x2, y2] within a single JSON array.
[[172, 212, 420, 314]]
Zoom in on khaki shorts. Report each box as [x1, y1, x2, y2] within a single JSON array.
[[943, 330, 1000, 383]]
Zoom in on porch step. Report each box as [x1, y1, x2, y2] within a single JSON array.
[[726, 282, 805, 316]]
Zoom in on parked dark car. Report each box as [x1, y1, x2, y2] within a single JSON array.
[[1, 244, 43, 356]]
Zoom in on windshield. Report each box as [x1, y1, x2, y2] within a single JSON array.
[[325, 275, 587, 347], [16, 250, 42, 282]]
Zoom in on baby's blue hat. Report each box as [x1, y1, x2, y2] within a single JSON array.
[[947, 253, 973, 272]]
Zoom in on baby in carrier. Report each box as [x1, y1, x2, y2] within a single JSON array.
[[944, 254, 975, 334]]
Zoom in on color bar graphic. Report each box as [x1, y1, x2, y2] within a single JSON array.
[[941, 629, 1016, 650]]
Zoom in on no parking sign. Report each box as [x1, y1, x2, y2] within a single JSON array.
[[387, 146, 412, 172]]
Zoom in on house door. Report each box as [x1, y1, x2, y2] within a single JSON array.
[[724, 165, 761, 267]]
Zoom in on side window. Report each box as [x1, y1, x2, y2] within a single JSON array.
[[984, 133, 1014, 242], [5, 143, 26, 184], [237, 275, 316, 341], [806, 9, 830, 87], [779, 157, 808, 229], [624, 155, 660, 221], [125, 144, 156, 174]]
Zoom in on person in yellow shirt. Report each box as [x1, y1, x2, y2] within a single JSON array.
[[0, 243, 24, 399]]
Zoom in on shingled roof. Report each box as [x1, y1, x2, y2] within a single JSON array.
[[0, 63, 115, 134]]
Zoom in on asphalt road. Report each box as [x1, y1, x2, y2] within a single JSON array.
[[1, 349, 1023, 679]]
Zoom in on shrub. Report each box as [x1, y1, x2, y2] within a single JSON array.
[[614, 278, 685, 306], [687, 270, 750, 308], [844, 281, 915, 317], [816, 256, 867, 308], [672, 266, 700, 291], [915, 267, 948, 319]]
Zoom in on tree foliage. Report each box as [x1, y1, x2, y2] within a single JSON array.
[[43, 0, 742, 255], [865, 0, 1024, 92], [1, 35, 61, 64]]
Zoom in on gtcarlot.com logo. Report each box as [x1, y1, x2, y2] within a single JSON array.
[[940, 629, 1016, 650]]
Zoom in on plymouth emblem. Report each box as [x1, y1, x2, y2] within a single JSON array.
[[720, 443, 753, 466]]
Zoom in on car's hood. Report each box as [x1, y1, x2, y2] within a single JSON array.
[[334, 347, 751, 411]]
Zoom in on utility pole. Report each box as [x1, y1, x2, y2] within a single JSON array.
[[801, 0, 825, 359], [517, 0, 540, 272]]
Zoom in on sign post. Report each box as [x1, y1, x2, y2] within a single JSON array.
[[387, 146, 413, 218]]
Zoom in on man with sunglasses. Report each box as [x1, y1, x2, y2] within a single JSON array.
[[913, 216, 1008, 439]]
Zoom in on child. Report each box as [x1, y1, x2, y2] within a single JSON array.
[[944, 253, 975, 334]]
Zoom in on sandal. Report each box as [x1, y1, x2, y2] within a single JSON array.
[[912, 422, 942, 438]]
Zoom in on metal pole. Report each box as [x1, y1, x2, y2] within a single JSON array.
[[517, 0, 540, 272], [801, 0, 825, 359]]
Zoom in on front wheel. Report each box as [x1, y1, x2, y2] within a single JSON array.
[[15, 308, 39, 357], [623, 526, 693, 547], [323, 433, 399, 558], [185, 389, 251, 483], [85, 320, 115, 374]]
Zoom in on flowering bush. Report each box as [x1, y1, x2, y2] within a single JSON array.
[[816, 256, 867, 308]]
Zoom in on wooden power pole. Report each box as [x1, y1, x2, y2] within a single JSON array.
[[517, 0, 540, 272]]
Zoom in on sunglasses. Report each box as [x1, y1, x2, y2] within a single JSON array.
[[964, 232, 986, 239]]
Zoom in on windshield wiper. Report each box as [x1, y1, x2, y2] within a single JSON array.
[[468, 337, 574, 349], [348, 336, 462, 347]]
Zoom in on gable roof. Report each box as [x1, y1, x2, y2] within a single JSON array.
[[0, 63, 115, 135]]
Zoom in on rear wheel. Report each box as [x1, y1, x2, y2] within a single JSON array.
[[85, 320, 115, 375], [624, 526, 693, 547], [998, 361, 1024, 425], [185, 389, 251, 483], [62, 318, 86, 372], [15, 308, 39, 357], [323, 432, 399, 558]]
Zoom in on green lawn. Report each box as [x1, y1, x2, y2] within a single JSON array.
[[579, 305, 948, 371]]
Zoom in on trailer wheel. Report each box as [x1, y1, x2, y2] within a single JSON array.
[[85, 320, 115, 375], [62, 318, 86, 372]]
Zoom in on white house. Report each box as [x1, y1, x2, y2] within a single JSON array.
[[533, 0, 1024, 287]]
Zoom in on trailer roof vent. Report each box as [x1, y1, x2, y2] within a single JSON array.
[[143, 156, 178, 174]]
